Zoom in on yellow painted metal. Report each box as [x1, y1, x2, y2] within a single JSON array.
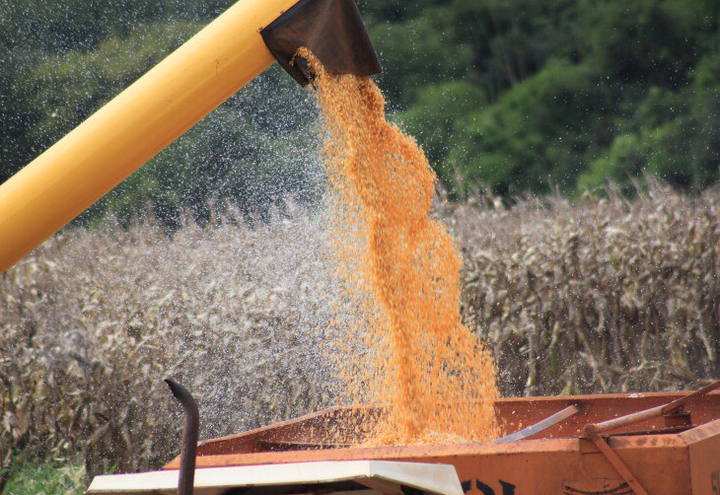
[[0, 0, 300, 274]]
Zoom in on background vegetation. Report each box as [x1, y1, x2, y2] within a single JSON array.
[[3, 0, 720, 224], [2, 184, 719, 486], [1, 206, 342, 484], [2, 464, 86, 495]]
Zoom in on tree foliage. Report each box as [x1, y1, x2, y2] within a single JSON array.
[[2, 0, 720, 224]]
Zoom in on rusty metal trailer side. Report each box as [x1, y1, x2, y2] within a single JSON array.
[[164, 391, 720, 494]]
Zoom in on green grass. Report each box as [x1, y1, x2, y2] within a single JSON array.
[[2, 463, 87, 495]]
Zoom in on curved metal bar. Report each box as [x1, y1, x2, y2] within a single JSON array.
[[165, 379, 200, 495]]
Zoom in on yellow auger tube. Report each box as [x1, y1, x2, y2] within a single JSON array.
[[0, 0, 299, 274]]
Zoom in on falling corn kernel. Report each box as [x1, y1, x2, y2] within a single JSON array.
[[301, 48, 499, 445]]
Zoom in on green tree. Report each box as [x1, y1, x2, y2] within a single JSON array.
[[445, 60, 610, 195], [368, 5, 472, 108], [578, 0, 715, 89], [398, 81, 486, 189], [5, 0, 720, 210], [579, 47, 720, 192], [19, 22, 202, 154]]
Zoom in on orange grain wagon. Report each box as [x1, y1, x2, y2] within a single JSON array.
[[150, 383, 720, 495]]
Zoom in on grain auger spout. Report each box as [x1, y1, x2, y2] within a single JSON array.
[[0, 0, 380, 274], [261, 0, 381, 86]]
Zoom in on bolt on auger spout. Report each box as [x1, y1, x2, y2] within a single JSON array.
[[0, 0, 380, 274]]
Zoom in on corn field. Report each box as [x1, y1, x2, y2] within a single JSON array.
[[453, 182, 720, 396], [2, 182, 719, 478]]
